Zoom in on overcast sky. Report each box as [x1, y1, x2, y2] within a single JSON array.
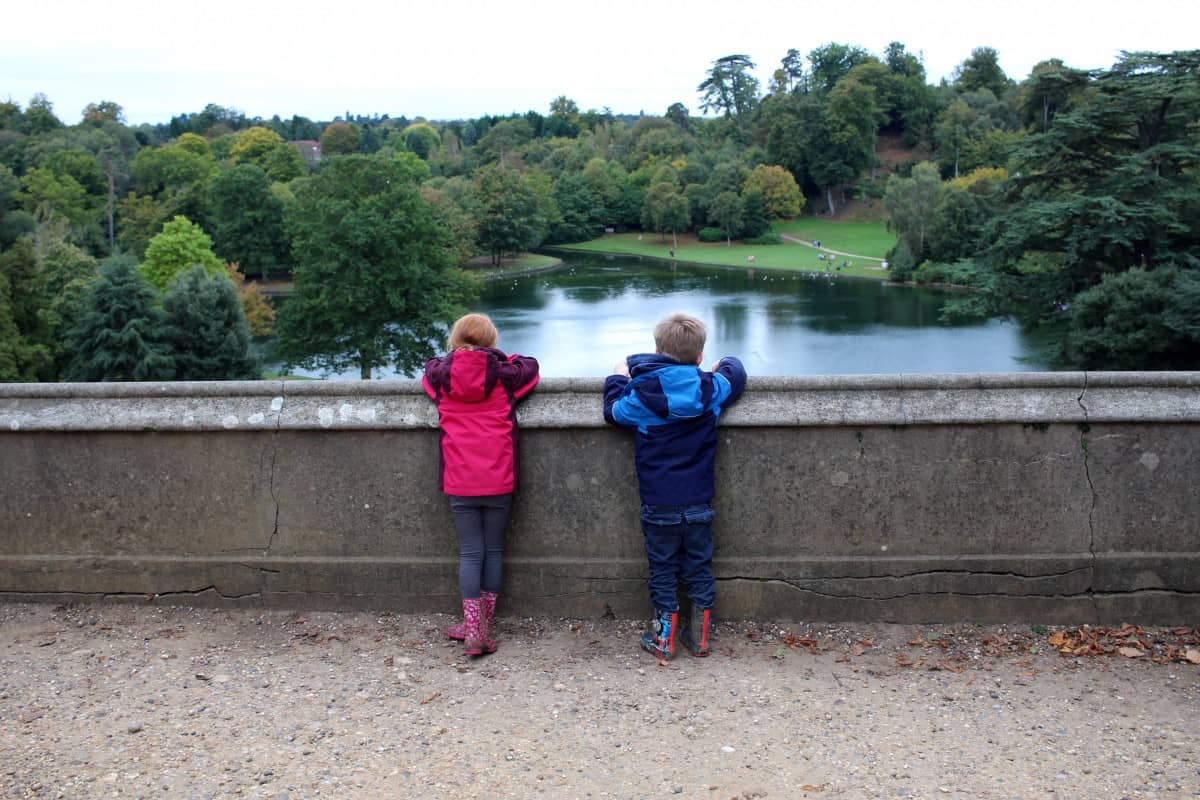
[[3, 0, 1197, 126]]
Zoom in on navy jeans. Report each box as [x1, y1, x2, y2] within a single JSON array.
[[449, 494, 511, 598], [639, 503, 716, 612]]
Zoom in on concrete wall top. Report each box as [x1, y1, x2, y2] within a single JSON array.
[[3, 372, 1200, 433]]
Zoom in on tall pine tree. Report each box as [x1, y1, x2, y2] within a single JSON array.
[[161, 266, 259, 380], [64, 256, 174, 381]]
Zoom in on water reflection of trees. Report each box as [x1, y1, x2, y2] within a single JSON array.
[[486, 253, 989, 339]]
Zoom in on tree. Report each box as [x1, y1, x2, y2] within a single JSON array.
[[64, 256, 174, 381], [207, 164, 288, 280], [0, 238, 54, 380], [224, 262, 276, 337], [1020, 59, 1091, 132], [161, 266, 259, 380], [934, 100, 974, 178], [641, 182, 689, 248], [806, 43, 876, 94], [116, 191, 166, 260], [141, 215, 224, 291], [549, 96, 580, 121], [274, 154, 478, 379], [708, 191, 743, 245], [996, 50, 1200, 286], [25, 94, 62, 134], [320, 121, 361, 156], [698, 55, 760, 127], [883, 162, 943, 260], [813, 76, 880, 212], [743, 164, 803, 219], [665, 102, 690, 132], [82, 101, 125, 126], [953, 47, 1012, 98], [1067, 267, 1200, 370], [19, 167, 96, 243], [475, 164, 553, 264], [231, 126, 304, 181], [401, 122, 440, 160]]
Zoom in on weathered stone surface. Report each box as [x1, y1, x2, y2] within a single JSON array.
[[2, 374, 1198, 623]]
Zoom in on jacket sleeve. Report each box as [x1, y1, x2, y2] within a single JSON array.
[[714, 356, 747, 409], [603, 375, 632, 427], [499, 354, 540, 400], [422, 355, 448, 401]]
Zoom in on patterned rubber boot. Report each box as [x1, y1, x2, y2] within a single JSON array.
[[681, 606, 713, 657], [481, 590, 498, 630], [640, 609, 679, 661], [446, 591, 496, 641], [444, 606, 468, 642], [463, 597, 496, 657]]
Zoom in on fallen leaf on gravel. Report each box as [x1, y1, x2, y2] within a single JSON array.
[[194, 673, 211, 681], [1185, 649, 1200, 664], [1118, 647, 1143, 658], [419, 692, 441, 705], [799, 784, 825, 792], [849, 642, 868, 657], [780, 633, 819, 653]]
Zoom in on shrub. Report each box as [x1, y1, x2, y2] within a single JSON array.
[[886, 241, 916, 282], [697, 227, 725, 243], [743, 233, 782, 245]]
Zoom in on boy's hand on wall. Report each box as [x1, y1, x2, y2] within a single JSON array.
[[612, 361, 630, 377]]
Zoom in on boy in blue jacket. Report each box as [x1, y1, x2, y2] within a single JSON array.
[[603, 313, 747, 660]]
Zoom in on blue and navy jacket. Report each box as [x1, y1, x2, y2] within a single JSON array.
[[603, 354, 746, 506]]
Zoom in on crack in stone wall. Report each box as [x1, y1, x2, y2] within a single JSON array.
[[1077, 372, 1100, 617], [714, 576, 1200, 602]]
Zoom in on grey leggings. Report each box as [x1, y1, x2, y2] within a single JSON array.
[[449, 494, 512, 598]]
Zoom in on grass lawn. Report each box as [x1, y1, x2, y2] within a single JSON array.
[[555, 230, 893, 280], [772, 218, 896, 260]]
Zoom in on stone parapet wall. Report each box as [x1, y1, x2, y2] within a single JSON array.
[[2, 374, 1198, 623]]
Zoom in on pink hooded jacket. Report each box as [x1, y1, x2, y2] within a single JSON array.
[[422, 347, 540, 496]]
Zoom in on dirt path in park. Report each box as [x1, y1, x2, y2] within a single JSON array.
[[780, 233, 887, 267], [2, 602, 1197, 799]]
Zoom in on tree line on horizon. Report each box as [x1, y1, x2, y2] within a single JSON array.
[[1, 43, 1197, 380]]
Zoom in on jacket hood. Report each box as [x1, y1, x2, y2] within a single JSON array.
[[625, 353, 710, 420], [447, 347, 505, 402]]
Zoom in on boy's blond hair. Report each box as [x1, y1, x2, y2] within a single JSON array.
[[654, 313, 706, 364], [447, 313, 498, 350]]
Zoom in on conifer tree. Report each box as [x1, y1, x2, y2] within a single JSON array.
[[64, 256, 174, 381], [161, 266, 259, 380]]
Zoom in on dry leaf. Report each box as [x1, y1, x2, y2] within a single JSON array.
[[1048, 631, 1071, 647], [1185, 649, 1200, 665], [1117, 646, 1143, 658]]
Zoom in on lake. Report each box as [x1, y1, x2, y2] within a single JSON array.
[[276, 253, 1047, 378]]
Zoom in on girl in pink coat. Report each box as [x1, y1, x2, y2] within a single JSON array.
[[422, 314, 539, 656]]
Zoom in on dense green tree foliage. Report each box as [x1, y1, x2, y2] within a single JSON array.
[[141, 215, 224, 291], [64, 256, 174, 381], [274, 154, 477, 379], [207, 164, 288, 279], [161, 266, 259, 380]]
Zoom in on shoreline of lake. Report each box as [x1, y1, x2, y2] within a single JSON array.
[[541, 245, 897, 285]]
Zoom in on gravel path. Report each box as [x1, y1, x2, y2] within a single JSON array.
[[2, 602, 1197, 799]]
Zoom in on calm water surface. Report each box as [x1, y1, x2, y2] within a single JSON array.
[[280, 254, 1047, 378], [478, 254, 1045, 377]]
